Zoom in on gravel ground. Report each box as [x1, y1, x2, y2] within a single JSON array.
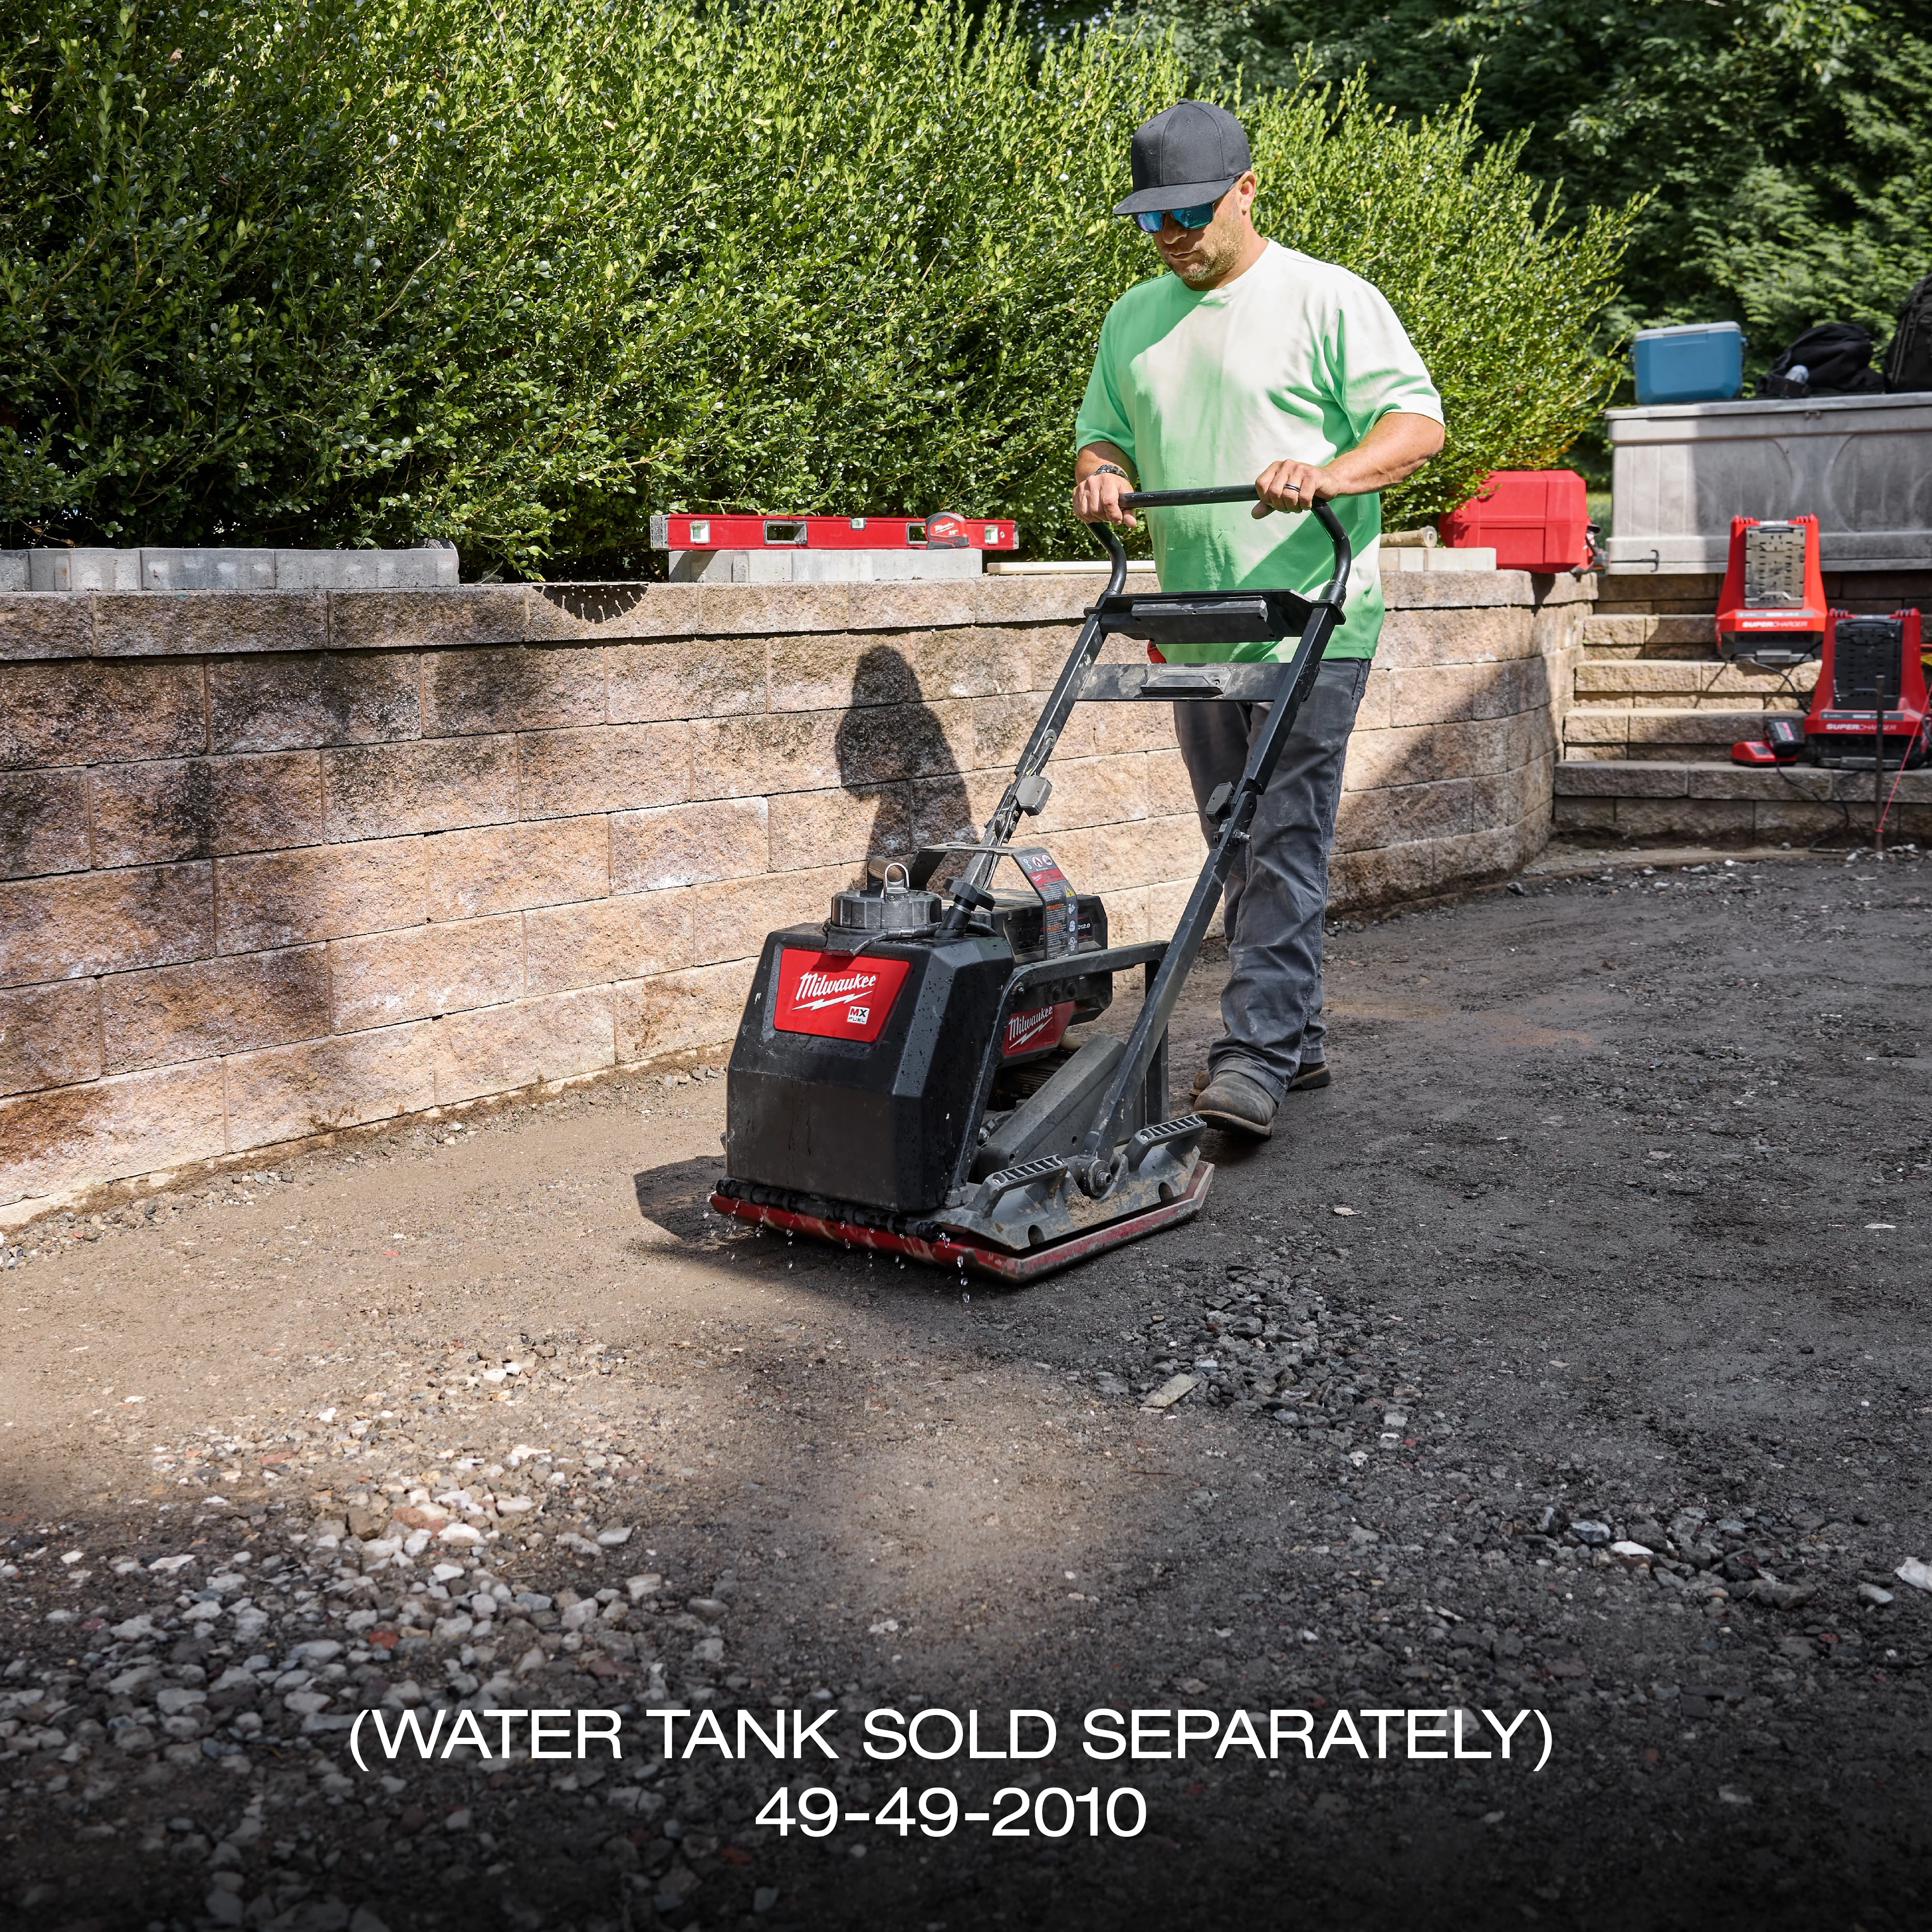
[[2, 846, 1929, 1932]]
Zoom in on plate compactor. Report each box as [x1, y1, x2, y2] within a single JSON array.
[[708, 485, 1352, 1281]]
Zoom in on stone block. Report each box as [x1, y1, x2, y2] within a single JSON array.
[[1146, 876, 1211, 945], [323, 735, 518, 842], [1339, 777, 1475, 852], [0, 980, 102, 1097], [523, 892, 693, 995], [433, 989, 615, 1105], [612, 798, 769, 893], [327, 587, 527, 652], [89, 753, 325, 866], [909, 770, 1000, 851], [1343, 715, 1523, 791], [0, 770, 90, 878], [1614, 797, 1753, 839], [1552, 796, 1618, 832], [769, 632, 935, 716], [845, 580, 982, 635], [1386, 657, 1548, 730], [1468, 758, 1545, 832], [1562, 711, 1632, 745], [1552, 762, 1689, 798], [328, 916, 523, 1031], [1686, 764, 1830, 801], [972, 577, 1098, 625], [216, 838, 425, 953], [208, 652, 419, 753], [1084, 703, 1179, 757], [1709, 659, 1817, 695], [524, 582, 701, 642], [1329, 838, 1436, 909], [613, 961, 754, 1063], [0, 1059, 227, 1207], [684, 867, 850, 968], [1353, 665, 1392, 733], [1433, 821, 1536, 889], [224, 1022, 437, 1148], [1573, 660, 1714, 697], [1033, 753, 1148, 834], [422, 645, 611, 736], [1381, 571, 1532, 611], [100, 946, 331, 1074], [690, 713, 840, 801], [91, 591, 326, 658], [966, 694, 1048, 771], [518, 722, 692, 818], [425, 816, 610, 923], [0, 862, 213, 989], [1623, 710, 1769, 746], [1, 659, 206, 769], [0, 592, 93, 661], [902, 626, 1035, 702], [1145, 748, 1195, 816], [696, 582, 852, 638], [1374, 607, 1535, 670], [1051, 814, 1198, 895], [609, 636, 766, 722], [1750, 800, 1841, 838], [768, 786, 910, 872]]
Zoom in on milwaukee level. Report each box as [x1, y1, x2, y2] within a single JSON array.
[[649, 511, 1018, 553]]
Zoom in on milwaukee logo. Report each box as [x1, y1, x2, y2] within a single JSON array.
[[789, 969, 882, 1012], [1006, 1007, 1058, 1049], [1002, 999, 1074, 1058], [772, 948, 912, 1043]]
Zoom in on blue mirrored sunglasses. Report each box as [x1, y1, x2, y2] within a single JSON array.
[[1133, 199, 1219, 234]]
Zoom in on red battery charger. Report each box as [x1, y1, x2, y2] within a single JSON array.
[[1804, 608, 1929, 768], [1715, 515, 1827, 668]]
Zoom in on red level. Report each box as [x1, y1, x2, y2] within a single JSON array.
[[648, 511, 1017, 552]]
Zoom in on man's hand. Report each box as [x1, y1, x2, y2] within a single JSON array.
[[1072, 442, 1138, 528], [1251, 458, 1334, 518], [1253, 413, 1445, 517]]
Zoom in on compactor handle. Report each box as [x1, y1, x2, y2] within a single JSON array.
[[1116, 485, 1353, 609]]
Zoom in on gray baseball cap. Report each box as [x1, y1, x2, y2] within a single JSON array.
[[1113, 100, 1253, 217]]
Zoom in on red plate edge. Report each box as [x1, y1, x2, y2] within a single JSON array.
[[708, 1162, 1214, 1282]]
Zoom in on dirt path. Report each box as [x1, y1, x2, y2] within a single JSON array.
[[1, 849, 1928, 1931]]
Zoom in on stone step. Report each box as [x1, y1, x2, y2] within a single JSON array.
[[1563, 708, 1805, 761], [1572, 658, 1819, 704], [1552, 756, 1932, 842], [1577, 611, 1716, 649]]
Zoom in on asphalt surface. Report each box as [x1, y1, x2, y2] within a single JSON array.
[[1, 845, 1928, 1932]]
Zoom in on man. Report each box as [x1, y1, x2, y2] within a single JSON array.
[[1072, 99, 1445, 1138]]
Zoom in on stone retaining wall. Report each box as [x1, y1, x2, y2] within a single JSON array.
[[0, 568, 1587, 1213]]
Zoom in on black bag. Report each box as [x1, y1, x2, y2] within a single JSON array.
[[1882, 274, 1932, 393], [1755, 322, 1883, 398]]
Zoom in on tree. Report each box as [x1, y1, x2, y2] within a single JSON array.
[[1120, 0, 1932, 360]]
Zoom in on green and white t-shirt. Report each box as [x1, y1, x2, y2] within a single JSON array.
[[1073, 240, 1443, 661]]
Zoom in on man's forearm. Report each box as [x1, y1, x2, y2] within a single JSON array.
[[1322, 411, 1444, 496]]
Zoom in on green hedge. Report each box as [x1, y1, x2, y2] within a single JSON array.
[[0, 0, 1635, 571]]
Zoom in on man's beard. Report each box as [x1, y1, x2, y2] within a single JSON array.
[[1166, 228, 1241, 287]]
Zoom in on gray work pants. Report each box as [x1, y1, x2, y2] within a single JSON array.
[[1172, 656, 1370, 1098]]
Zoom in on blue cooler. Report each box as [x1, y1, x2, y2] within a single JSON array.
[[1632, 322, 1747, 404]]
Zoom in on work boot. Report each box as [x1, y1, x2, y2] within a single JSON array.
[[1193, 1068, 1278, 1138], [1192, 1058, 1328, 1099]]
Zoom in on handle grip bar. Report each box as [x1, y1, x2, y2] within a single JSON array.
[[1089, 485, 1352, 609]]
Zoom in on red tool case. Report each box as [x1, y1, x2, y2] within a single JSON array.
[[1437, 469, 1591, 571]]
